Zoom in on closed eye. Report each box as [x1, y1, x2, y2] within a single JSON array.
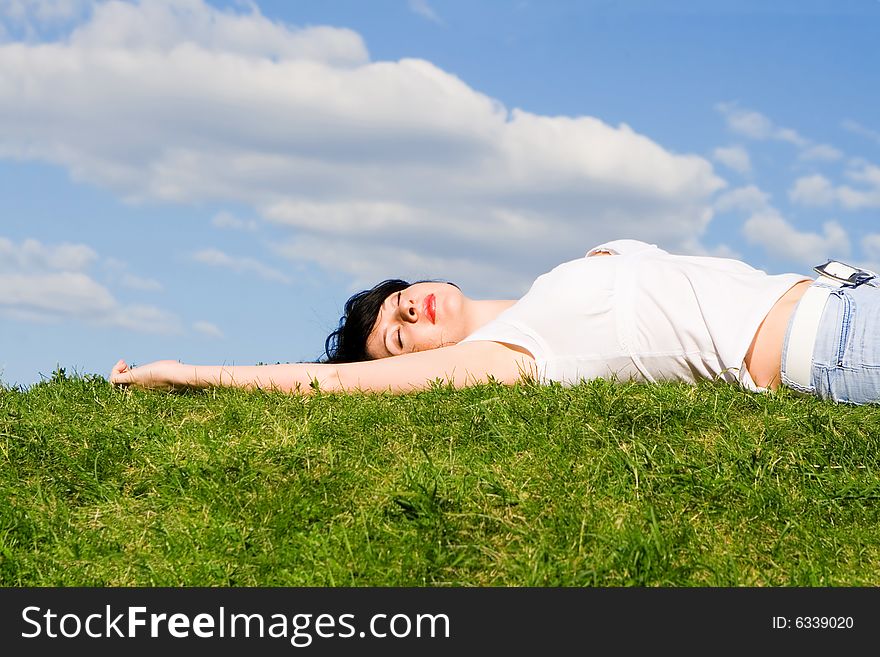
[[396, 292, 404, 350]]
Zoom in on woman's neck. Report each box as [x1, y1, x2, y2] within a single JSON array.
[[463, 299, 517, 337]]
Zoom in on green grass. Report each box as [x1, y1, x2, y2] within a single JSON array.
[[2, 370, 880, 586]]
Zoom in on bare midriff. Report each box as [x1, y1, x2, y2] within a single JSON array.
[[744, 279, 812, 389]]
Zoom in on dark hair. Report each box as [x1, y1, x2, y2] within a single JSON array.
[[323, 279, 412, 363]]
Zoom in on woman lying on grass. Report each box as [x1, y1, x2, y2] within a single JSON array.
[[110, 238, 880, 405]]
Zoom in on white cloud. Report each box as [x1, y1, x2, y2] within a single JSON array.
[[0, 236, 97, 271], [120, 273, 162, 291], [0, 0, 88, 44], [719, 104, 773, 139], [716, 102, 846, 167], [713, 178, 852, 267], [263, 199, 420, 233], [743, 211, 849, 264], [0, 0, 725, 296], [861, 233, 880, 260], [110, 303, 180, 334], [857, 234, 880, 276], [789, 163, 880, 210], [0, 235, 179, 332], [842, 162, 880, 199], [192, 247, 291, 284], [66, 0, 367, 64], [273, 236, 536, 298], [789, 174, 835, 206], [0, 0, 89, 29], [193, 320, 223, 339], [716, 181, 851, 268], [712, 145, 751, 175], [408, 0, 443, 24], [799, 143, 842, 162], [842, 119, 880, 147], [0, 271, 115, 315], [677, 239, 741, 260], [103, 256, 163, 291], [775, 127, 807, 147], [716, 102, 807, 146], [211, 210, 258, 231], [714, 185, 771, 213]]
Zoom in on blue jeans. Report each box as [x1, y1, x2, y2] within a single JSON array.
[[781, 280, 880, 404]]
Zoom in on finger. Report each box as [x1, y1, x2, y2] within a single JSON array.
[[110, 372, 131, 385], [110, 360, 132, 385]]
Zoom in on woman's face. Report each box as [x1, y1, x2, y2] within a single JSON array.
[[365, 282, 468, 359]]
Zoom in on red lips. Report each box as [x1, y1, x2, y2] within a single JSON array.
[[424, 294, 436, 323]]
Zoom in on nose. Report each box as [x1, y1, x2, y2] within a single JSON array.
[[398, 298, 419, 323]]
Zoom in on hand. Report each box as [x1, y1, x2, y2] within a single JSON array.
[[110, 359, 183, 390]]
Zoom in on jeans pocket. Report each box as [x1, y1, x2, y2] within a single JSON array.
[[834, 291, 853, 367]]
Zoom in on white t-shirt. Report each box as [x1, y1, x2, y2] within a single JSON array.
[[460, 239, 809, 392]]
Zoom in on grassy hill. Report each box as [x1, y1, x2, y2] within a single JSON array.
[[2, 371, 879, 586]]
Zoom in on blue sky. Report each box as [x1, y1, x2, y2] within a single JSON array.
[[1, 0, 879, 387]]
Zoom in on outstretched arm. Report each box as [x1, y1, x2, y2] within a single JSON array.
[[109, 341, 537, 394], [109, 359, 333, 393]]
